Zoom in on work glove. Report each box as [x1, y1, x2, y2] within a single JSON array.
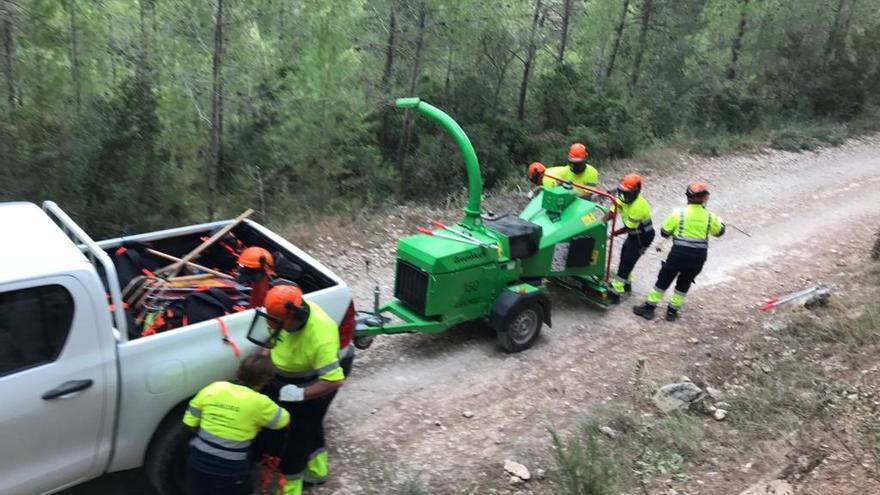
[[279, 384, 305, 402]]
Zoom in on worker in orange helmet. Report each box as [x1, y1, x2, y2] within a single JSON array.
[[539, 143, 599, 196], [607, 173, 654, 304], [257, 284, 351, 495], [237, 247, 275, 308], [633, 182, 725, 321]]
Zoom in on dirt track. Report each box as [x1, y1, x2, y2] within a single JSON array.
[[71, 136, 880, 494]]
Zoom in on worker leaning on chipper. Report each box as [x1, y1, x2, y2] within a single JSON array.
[[526, 149, 725, 319]]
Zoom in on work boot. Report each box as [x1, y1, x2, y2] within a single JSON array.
[[607, 290, 621, 305], [624, 283, 632, 294], [665, 306, 679, 321], [632, 302, 656, 320]]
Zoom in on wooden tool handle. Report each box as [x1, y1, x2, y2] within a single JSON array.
[[156, 209, 253, 278]]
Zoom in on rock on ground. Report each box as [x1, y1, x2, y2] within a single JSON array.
[[503, 459, 531, 481], [653, 381, 704, 412]]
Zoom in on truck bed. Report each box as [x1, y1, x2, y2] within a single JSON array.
[[94, 218, 351, 472]]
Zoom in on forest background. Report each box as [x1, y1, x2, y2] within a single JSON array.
[[0, 0, 878, 237]]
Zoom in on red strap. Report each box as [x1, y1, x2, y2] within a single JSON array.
[[215, 318, 241, 357], [142, 268, 155, 277], [200, 236, 241, 257], [107, 302, 129, 312], [115, 246, 127, 256], [259, 455, 285, 494], [219, 241, 240, 257], [141, 314, 165, 337]]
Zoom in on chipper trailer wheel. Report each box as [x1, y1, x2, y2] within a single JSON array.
[[496, 301, 544, 353]]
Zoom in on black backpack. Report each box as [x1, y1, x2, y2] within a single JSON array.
[[142, 287, 246, 336]]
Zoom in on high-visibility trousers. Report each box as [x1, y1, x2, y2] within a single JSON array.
[[647, 247, 707, 310], [611, 231, 655, 294], [262, 352, 354, 494]]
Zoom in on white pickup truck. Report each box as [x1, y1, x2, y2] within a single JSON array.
[[0, 202, 354, 495]]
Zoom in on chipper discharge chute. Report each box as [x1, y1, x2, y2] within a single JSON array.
[[354, 98, 617, 353]]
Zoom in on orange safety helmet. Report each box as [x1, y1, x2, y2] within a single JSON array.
[[264, 284, 310, 330], [238, 247, 274, 270], [237, 247, 275, 283], [528, 161, 546, 185], [685, 181, 710, 203], [619, 173, 642, 192], [617, 173, 643, 203], [568, 143, 589, 164]]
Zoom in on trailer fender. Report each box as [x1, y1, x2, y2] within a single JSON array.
[[488, 285, 551, 333]]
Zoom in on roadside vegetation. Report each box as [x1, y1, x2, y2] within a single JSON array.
[[1, 1, 879, 238], [550, 265, 880, 494]]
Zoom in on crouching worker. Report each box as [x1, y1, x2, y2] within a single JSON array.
[[259, 285, 351, 495], [183, 353, 290, 495]]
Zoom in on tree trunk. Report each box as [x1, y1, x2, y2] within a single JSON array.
[[827, 0, 857, 57], [605, 0, 630, 78], [137, 0, 149, 81], [208, 0, 225, 220], [825, 0, 846, 56], [62, 0, 81, 110], [443, 42, 453, 105], [379, 8, 396, 153], [726, 0, 749, 80], [492, 56, 511, 112], [255, 165, 267, 224], [381, 9, 396, 90], [395, 3, 426, 178], [1, 13, 14, 108], [841, 0, 858, 42], [517, 0, 542, 121], [556, 0, 573, 64], [629, 0, 653, 90], [134, 0, 158, 84]]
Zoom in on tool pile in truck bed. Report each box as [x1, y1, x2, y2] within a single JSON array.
[[109, 210, 259, 339]]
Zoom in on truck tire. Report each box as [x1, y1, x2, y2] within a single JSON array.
[[496, 301, 543, 353], [144, 412, 190, 495]]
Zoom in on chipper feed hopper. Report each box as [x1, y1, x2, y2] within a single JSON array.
[[355, 98, 617, 352]]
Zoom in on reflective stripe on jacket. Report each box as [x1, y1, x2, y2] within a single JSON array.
[[661, 204, 725, 249], [614, 195, 653, 234], [183, 381, 289, 460], [271, 301, 345, 383]]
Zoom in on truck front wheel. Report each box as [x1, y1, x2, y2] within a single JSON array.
[[496, 302, 543, 353], [144, 413, 190, 495]]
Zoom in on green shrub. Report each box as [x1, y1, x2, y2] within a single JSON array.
[[550, 421, 617, 495]]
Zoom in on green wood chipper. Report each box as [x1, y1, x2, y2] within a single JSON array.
[[354, 97, 618, 352]]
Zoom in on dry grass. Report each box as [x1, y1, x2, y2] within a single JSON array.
[[550, 290, 880, 495]]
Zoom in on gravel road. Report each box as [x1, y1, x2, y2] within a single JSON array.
[[70, 135, 880, 494]]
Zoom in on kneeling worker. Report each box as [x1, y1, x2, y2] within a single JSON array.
[[608, 174, 654, 304], [183, 353, 290, 495], [263, 285, 350, 495], [633, 182, 724, 321]]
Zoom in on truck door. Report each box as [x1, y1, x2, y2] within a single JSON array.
[[0, 276, 112, 495]]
